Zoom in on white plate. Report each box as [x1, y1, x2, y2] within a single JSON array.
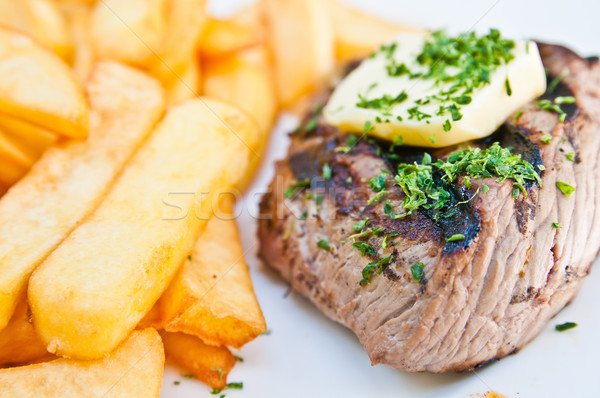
[[162, 1, 600, 397]]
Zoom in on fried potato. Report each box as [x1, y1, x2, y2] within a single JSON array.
[[164, 56, 201, 105], [203, 45, 276, 136], [90, 0, 167, 66], [262, 0, 335, 107], [29, 98, 260, 359], [60, 1, 96, 83], [200, 17, 265, 59], [0, 116, 56, 160], [162, 195, 267, 348], [326, 0, 423, 62], [0, 329, 164, 398], [163, 332, 236, 390], [0, 130, 33, 170], [0, 155, 31, 188], [147, 0, 206, 88], [0, 0, 73, 60], [0, 27, 88, 139], [0, 62, 165, 331], [0, 298, 53, 367]]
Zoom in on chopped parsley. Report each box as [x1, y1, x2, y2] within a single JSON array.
[[174, 381, 181, 386], [322, 163, 332, 180], [552, 222, 562, 229], [182, 374, 196, 379], [357, 91, 408, 115], [540, 134, 552, 144], [261, 329, 272, 336], [353, 218, 369, 231], [353, 241, 375, 256], [234, 355, 244, 362], [566, 152, 575, 162], [555, 322, 577, 332], [446, 234, 465, 242], [360, 254, 392, 286], [317, 239, 331, 251], [410, 263, 424, 283], [211, 382, 244, 395], [210, 367, 225, 380], [536, 97, 574, 122], [285, 179, 310, 198], [187, 254, 192, 261], [505, 78, 512, 96], [556, 181, 575, 198], [368, 173, 387, 192]]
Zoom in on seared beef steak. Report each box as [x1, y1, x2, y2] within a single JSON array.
[[258, 44, 599, 372]]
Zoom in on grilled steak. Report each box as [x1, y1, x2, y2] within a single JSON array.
[[257, 43, 600, 372]]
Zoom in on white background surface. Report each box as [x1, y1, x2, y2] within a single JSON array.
[[162, 1, 600, 397]]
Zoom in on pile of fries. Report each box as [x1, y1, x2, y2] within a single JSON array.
[[0, 0, 415, 396]]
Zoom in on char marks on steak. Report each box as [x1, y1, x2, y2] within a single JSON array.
[[258, 44, 598, 372]]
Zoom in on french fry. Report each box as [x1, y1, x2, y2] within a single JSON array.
[[0, 62, 165, 331], [0, 0, 73, 61], [90, 0, 167, 66], [326, 0, 423, 62], [147, 0, 207, 89], [59, 1, 96, 83], [200, 17, 265, 60], [0, 131, 34, 170], [203, 45, 277, 138], [0, 27, 88, 139], [162, 195, 267, 348], [164, 56, 201, 105], [0, 156, 31, 187], [29, 98, 261, 359], [0, 116, 56, 160], [163, 332, 236, 391], [262, 0, 335, 107], [0, 298, 53, 367], [0, 329, 164, 397]]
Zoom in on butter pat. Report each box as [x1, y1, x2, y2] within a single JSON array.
[[324, 31, 547, 147]]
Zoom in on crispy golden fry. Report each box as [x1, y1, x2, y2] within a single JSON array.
[[164, 56, 201, 105], [147, 0, 206, 87], [0, 156, 30, 188], [200, 17, 265, 59], [0, 27, 88, 139], [0, 62, 165, 331], [59, 1, 96, 83], [0, 130, 33, 169], [29, 99, 260, 359], [0, 116, 56, 160], [0, 0, 73, 60], [0, 298, 53, 367], [326, 0, 422, 62], [162, 195, 266, 348], [262, 0, 335, 107], [90, 0, 167, 66], [0, 329, 164, 398], [203, 45, 276, 136], [163, 332, 236, 390]]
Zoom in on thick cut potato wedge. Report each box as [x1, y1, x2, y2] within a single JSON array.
[[165, 56, 201, 105], [0, 329, 164, 398], [162, 195, 267, 348], [90, 0, 167, 66], [163, 332, 236, 390], [0, 27, 88, 139], [0, 298, 53, 367], [262, 0, 335, 107], [0, 130, 33, 169], [0, 0, 73, 60], [29, 98, 260, 359], [200, 17, 265, 59], [60, 1, 96, 83], [148, 0, 206, 84], [0, 116, 56, 160], [0, 62, 165, 331], [326, 0, 423, 62]]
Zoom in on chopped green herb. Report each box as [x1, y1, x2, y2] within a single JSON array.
[[515, 111, 523, 121], [556, 181, 575, 198], [234, 355, 244, 362], [446, 234, 466, 242], [300, 210, 308, 220], [182, 374, 196, 379], [505, 77, 512, 96], [410, 263, 424, 283], [555, 322, 577, 332], [547, 68, 569, 93], [368, 173, 387, 192], [353, 241, 375, 256], [566, 152, 575, 162], [360, 254, 392, 286], [285, 179, 310, 198], [187, 254, 192, 261], [390, 135, 404, 151], [442, 119, 452, 132], [210, 367, 225, 380], [305, 117, 317, 132], [552, 222, 562, 229], [357, 92, 408, 114], [322, 163, 332, 180], [555, 96, 576, 105], [211, 382, 244, 395], [261, 329, 272, 336], [540, 134, 552, 144], [174, 381, 181, 386], [537, 99, 568, 122], [283, 220, 295, 240], [345, 176, 352, 183], [482, 183, 490, 193], [353, 218, 369, 231], [317, 239, 330, 251], [363, 120, 374, 133], [429, 135, 437, 144]]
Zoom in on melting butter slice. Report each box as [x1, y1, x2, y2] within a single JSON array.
[[324, 31, 546, 147]]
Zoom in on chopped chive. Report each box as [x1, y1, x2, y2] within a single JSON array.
[[555, 322, 577, 332], [552, 222, 562, 229], [540, 134, 552, 144], [566, 152, 575, 162], [352, 218, 369, 231], [505, 77, 512, 96], [446, 234, 466, 242], [556, 181, 575, 198]]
